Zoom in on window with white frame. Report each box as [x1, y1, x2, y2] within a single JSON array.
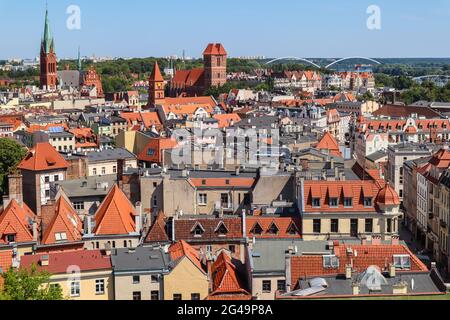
[[323, 255, 339, 269], [70, 281, 80, 297], [198, 193, 207, 205], [55, 232, 67, 242], [73, 202, 84, 211], [95, 279, 105, 294], [393, 255, 411, 269]]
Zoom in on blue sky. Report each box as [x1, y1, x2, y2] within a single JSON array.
[[1, 0, 450, 59]]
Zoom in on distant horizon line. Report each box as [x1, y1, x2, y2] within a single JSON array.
[[3, 56, 450, 61]]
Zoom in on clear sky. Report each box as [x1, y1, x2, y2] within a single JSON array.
[[1, 0, 450, 59]]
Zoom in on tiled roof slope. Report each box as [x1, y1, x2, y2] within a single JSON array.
[[93, 185, 136, 235], [18, 142, 69, 171]]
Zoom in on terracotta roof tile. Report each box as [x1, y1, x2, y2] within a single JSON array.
[[0, 200, 37, 244], [173, 217, 243, 241], [20, 250, 112, 274], [41, 196, 83, 245], [290, 244, 428, 288], [208, 252, 250, 298], [18, 142, 69, 172], [246, 216, 301, 238], [93, 185, 136, 236], [145, 212, 170, 243]]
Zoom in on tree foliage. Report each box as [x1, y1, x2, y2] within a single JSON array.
[[0, 264, 63, 300], [401, 81, 450, 105], [0, 138, 27, 200]]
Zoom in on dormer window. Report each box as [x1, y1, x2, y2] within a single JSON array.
[[192, 223, 205, 237], [250, 223, 263, 235], [329, 198, 338, 208], [393, 255, 411, 270], [268, 223, 279, 235], [287, 222, 298, 235], [344, 198, 353, 208], [363, 197, 373, 207], [312, 198, 321, 208], [5, 234, 16, 243], [215, 222, 228, 237], [323, 255, 339, 269]]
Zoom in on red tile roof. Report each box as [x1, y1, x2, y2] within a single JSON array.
[[290, 243, 428, 287], [315, 132, 341, 157], [213, 114, 241, 128], [429, 148, 450, 169], [0, 200, 37, 244], [203, 43, 227, 56], [140, 112, 162, 128], [173, 217, 243, 241], [246, 216, 301, 238], [137, 137, 178, 163], [93, 185, 136, 236], [145, 212, 170, 243], [20, 250, 112, 274], [208, 252, 250, 299], [149, 61, 164, 82], [0, 250, 13, 273], [303, 180, 387, 213], [169, 240, 205, 273], [171, 68, 205, 88], [376, 184, 400, 206], [41, 196, 83, 245], [18, 142, 69, 172]]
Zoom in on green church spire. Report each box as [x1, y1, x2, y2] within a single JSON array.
[[42, 7, 54, 54]]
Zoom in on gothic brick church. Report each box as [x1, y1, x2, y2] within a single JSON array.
[[40, 8, 103, 97], [168, 43, 227, 97]]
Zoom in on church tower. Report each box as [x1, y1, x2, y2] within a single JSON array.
[[40, 8, 58, 90], [148, 61, 165, 107], [203, 43, 227, 90]]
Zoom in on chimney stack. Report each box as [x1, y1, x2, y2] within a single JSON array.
[[135, 202, 142, 233], [40, 199, 57, 235], [7, 173, 23, 204], [242, 209, 247, 238]]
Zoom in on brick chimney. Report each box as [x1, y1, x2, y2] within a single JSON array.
[[8, 173, 23, 204], [391, 235, 400, 245], [40, 200, 57, 235], [117, 159, 125, 189], [372, 235, 382, 245]]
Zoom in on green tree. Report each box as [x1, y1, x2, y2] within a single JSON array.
[[0, 138, 26, 200], [0, 264, 63, 300]]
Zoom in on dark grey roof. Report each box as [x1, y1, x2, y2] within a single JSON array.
[[251, 240, 331, 274], [53, 175, 116, 198], [366, 150, 387, 162], [57, 70, 81, 88], [293, 272, 441, 297], [87, 148, 136, 162], [111, 246, 170, 273]]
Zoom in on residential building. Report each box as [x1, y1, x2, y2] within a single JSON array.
[[20, 250, 114, 300], [111, 246, 170, 300], [17, 142, 69, 215]]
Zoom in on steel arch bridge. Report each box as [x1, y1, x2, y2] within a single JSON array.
[[412, 75, 450, 81], [265, 56, 383, 69], [265, 57, 322, 69], [324, 56, 382, 69]]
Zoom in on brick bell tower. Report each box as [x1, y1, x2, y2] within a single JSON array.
[[40, 8, 58, 91], [203, 43, 227, 91], [148, 61, 165, 107]]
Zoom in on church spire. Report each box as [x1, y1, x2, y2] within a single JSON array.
[[77, 46, 82, 71], [42, 7, 54, 54]]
